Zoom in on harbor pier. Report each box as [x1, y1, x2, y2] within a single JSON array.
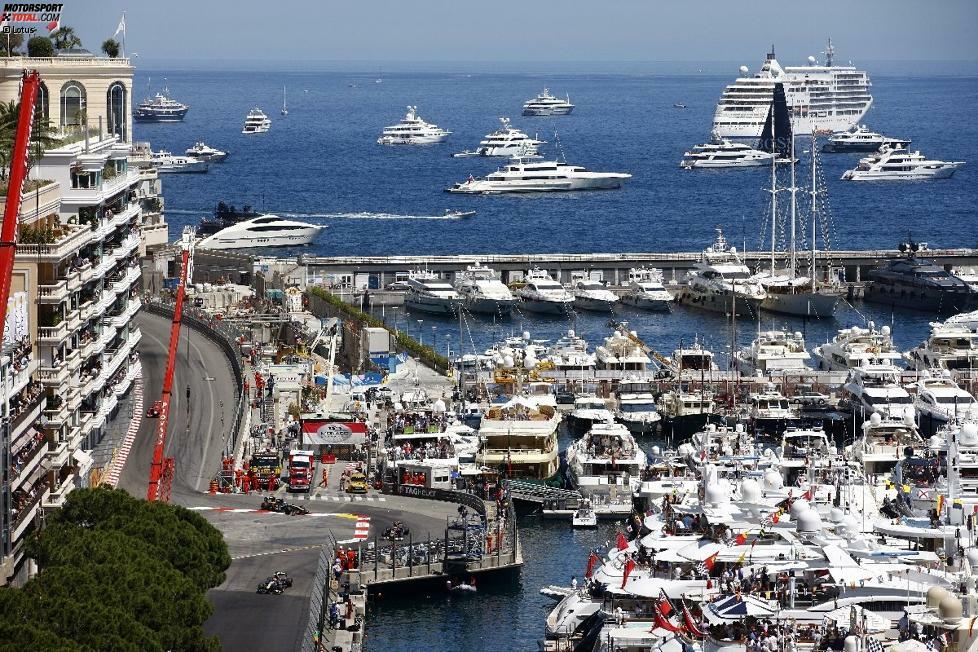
[[284, 246, 978, 290]]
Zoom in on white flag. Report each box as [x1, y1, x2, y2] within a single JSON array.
[[114, 13, 126, 38]]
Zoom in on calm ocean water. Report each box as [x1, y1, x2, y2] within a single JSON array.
[[137, 68, 974, 651]]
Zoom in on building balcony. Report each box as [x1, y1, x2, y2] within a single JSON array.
[[99, 393, 119, 419], [128, 328, 142, 348], [79, 297, 96, 323], [8, 356, 38, 398], [65, 268, 82, 292], [92, 254, 115, 281], [97, 289, 115, 314], [67, 386, 83, 412], [78, 410, 93, 435], [37, 278, 69, 304], [43, 401, 70, 428], [2, 180, 60, 223], [38, 362, 70, 386], [61, 168, 138, 208], [77, 258, 94, 284], [65, 307, 81, 332], [10, 432, 47, 492], [10, 387, 43, 438], [44, 440, 69, 471], [38, 320, 69, 343], [109, 297, 141, 329], [43, 472, 77, 509], [113, 361, 140, 397], [110, 264, 140, 295], [105, 341, 132, 379], [12, 481, 49, 542], [17, 223, 92, 262]]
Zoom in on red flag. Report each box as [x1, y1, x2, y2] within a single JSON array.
[[772, 512, 780, 524], [585, 552, 599, 579], [652, 603, 683, 633], [802, 487, 813, 501], [734, 531, 747, 546], [658, 590, 675, 616], [621, 558, 636, 588], [616, 532, 628, 551], [703, 551, 719, 572], [682, 603, 705, 638]]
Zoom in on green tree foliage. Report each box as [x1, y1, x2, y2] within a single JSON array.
[[0, 487, 229, 652], [1, 33, 24, 56], [0, 99, 62, 179], [26, 36, 53, 57], [50, 26, 82, 51], [101, 38, 120, 58]]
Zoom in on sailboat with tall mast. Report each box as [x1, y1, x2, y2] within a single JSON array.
[[753, 83, 840, 318]]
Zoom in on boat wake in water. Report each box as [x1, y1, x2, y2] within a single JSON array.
[[167, 208, 471, 220]]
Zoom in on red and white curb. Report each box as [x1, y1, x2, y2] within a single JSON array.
[[103, 365, 143, 488], [353, 516, 370, 541]]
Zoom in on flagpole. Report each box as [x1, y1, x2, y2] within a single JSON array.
[[122, 12, 126, 58]]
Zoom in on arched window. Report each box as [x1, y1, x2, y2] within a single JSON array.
[[37, 82, 49, 125], [107, 82, 127, 141], [60, 81, 86, 128]]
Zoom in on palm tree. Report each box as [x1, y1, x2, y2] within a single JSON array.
[[0, 100, 58, 180], [50, 26, 82, 51]]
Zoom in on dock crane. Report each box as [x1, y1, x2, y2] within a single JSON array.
[[0, 71, 41, 349], [147, 227, 196, 502]]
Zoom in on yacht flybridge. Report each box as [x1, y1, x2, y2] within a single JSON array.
[[453, 117, 544, 158], [522, 88, 574, 116], [377, 106, 450, 145], [842, 145, 964, 181], [447, 156, 631, 194]]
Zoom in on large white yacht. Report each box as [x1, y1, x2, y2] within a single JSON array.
[[196, 215, 324, 249], [712, 40, 872, 139], [680, 135, 776, 169], [913, 373, 978, 434], [619, 267, 672, 311], [734, 330, 811, 376], [242, 108, 271, 134], [822, 125, 910, 153], [517, 268, 574, 315], [377, 106, 450, 145], [567, 395, 615, 432], [907, 319, 978, 372], [403, 270, 461, 316], [447, 156, 631, 194], [522, 88, 574, 116], [566, 422, 647, 494], [615, 379, 662, 436], [676, 228, 766, 317], [571, 278, 619, 312], [475, 396, 560, 480], [184, 141, 228, 162], [148, 150, 208, 173], [842, 362, 914, 422], [849, 412, 923, 482], [842, 146, 964, 181], [453, 264, 516, 316], [453, 117, 544, 158], [812, 323, 903, 371]]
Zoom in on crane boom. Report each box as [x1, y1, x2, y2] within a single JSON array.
[[0, 71, 41, 337], [147, 230, 194, 501]]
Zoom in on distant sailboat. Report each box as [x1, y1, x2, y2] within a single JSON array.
[[281, 86, 288, 116]]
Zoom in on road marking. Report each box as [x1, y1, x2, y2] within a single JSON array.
[[232, 544, 324, 560], [102, 365, 144, 488], [353, 516, 371, 541]]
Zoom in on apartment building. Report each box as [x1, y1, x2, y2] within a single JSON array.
[[0, 52, 166, 583]]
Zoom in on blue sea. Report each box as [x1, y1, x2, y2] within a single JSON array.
[[137, 67, 976, 651]]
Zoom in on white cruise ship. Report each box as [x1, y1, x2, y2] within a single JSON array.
[[680, 135, 776, 169], [841, 146, 964, 181], [454, 264, 516, 316], [377, 106, 450, 145], [522, 88, 574, 116], [242, 108, 271, 134], [447, 156, 630, 194], [196, 215, 324, 249], [712, 40, 872, 139], [453, 117, 544, 158], [517, 268, 574, 314], [403, 270, 461, 315]]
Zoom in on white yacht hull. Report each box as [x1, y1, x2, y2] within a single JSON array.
[[404, 295, 458, 315], [464, 296, 515, 316], [523, 107, 574, 117], [617, 413, 662, 436], [519, 297, 572, 315], [447, 175, 628, 194], [760, 291, 839, 318], [842, 164, 962, 181], [714, 112, 867, 140], [573, 296, 618, 312], [681, 155, 774, 169], [620, 294, 672, 312], [155, 161, 208, 173], [197, 227, 322, 249], [677, 286, 763, 318], [378, 134, 448, 145]]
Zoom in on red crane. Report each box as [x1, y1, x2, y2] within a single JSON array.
[[0, 71, 41, 341], [147, 229, 194, 502]]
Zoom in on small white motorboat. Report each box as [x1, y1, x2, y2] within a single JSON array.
[[572, 501, 598, 528], [447, 580, 477, 593], [444, 209, 476, 218]]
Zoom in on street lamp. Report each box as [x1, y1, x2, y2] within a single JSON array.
[[417, 319, 424, 345], [445, 334, 452, 359]]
